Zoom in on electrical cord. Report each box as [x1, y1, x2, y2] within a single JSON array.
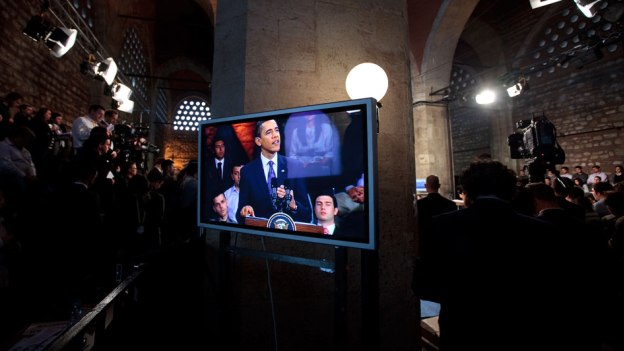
[[261, 236, 279, 351]]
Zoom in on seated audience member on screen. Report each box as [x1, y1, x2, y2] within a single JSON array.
[[314, 191, 339, 235], [335, 173, 365, 217], [286, 111, 339, 177], [211, 192, 237, 223], [224, 165, 243, 224], [237, 119, 311, 223]]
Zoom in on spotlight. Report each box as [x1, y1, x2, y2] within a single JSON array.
[[81, 56, 118, 85], [475, 89, 496, 104], [529, 0, 562, 9], [113, 99, 134, 113], [23, 15, 77, 58], [46, 27, 77, 58], [111, 82, 132, 102], [575, 0, 602, 17], [506, 77, 528, 97]]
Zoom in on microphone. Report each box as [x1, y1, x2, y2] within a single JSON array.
[[271, 177, 292, 211]]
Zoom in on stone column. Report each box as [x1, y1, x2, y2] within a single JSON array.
[[212, 1, 417, 349]]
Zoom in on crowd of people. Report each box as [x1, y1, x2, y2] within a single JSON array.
[[414, 158, 624, 350], [0, 93, 203, 344]]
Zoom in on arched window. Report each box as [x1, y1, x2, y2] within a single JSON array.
[[118, 28, 149, 103], [172, 96, 211, 132]]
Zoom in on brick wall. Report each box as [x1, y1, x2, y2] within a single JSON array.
[[0, 0, 91, 122], [451, 56, 624, 177]]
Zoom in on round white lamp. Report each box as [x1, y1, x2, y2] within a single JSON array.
[[345, 63, 388, 102]]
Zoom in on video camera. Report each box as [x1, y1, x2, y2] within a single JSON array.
[[113, 122, 160, 170], [508, 114, 565, 182]]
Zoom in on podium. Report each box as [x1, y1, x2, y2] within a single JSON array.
[[244, 216, 325, 234]]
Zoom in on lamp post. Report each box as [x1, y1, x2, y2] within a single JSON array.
[[345, 62, 388, 104], [344, 61, 385, 350]]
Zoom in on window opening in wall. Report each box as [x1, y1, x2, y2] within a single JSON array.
[[173, 97, 211, 132], [118, 28, 149, 103]]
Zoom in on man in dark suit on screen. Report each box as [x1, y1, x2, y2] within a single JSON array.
[[205, 137, 235, 194], [237, 119, 311, 224]]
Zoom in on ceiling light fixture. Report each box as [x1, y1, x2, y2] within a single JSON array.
[[23, 15, 77, 58], [574, 0, 602, 17], [475, 89, 496, 105], [80, 55, 118, 85], [113, 99, 134, 113], [111, 82, 132, 102], [529, 0, 563, 9], [506, 77, 528, 97]]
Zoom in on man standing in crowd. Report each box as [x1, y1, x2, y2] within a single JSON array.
[[207, 138, 234, 194], [416, 174, 457, 250], [412, 160, 597, 350], [72, 104, 105, 153]]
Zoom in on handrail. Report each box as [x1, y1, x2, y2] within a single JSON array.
[[45, 268, 143, 351]]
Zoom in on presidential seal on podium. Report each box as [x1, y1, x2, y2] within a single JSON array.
[[267, 212, 297, 231]]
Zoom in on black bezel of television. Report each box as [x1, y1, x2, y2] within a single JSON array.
[[197, 98, 378, 250]]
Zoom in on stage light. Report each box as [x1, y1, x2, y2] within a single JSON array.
[[529, 0, 562, 9], [111, 82, 132, 102], [345, 62, 389, 101], [46, 27, 77, 58], [475, 89, 496, 104], [574, 0, 602, 17], [81, 56, 118, 85], [113, 99, 134, 113], [23, 15, 77, 58], [506, 77, 527, 97]]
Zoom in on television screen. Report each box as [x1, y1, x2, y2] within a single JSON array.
[[416, 178, 426, 194], [197, 98, 378, 250]]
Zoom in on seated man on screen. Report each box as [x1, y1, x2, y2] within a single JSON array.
[[237, 119, 311, 224], [223, 164, 243, 223], [335, 173, 365, 217], [314, 191, 340, 235], [211, 192, 237, 223]]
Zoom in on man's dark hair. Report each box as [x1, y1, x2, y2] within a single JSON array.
[[315, 190, 337, 208], [460, 160, 517, 203], [211, 191, 226, 206], [553, 176, 574, 197], [162, 159, 174, 170], [425, 175, 441, 190], [5, 92, 23, 102], [147, 168, 164, 183], [184, 160, 198, 176], [593, 181, 614, 194], [255, 119, 276, 138], [104, 110, 118, 118], [526, 182, 557, 202], [88, 104, 105, 113]]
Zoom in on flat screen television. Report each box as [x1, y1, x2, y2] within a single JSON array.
[[197, 98, 378, 250]]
